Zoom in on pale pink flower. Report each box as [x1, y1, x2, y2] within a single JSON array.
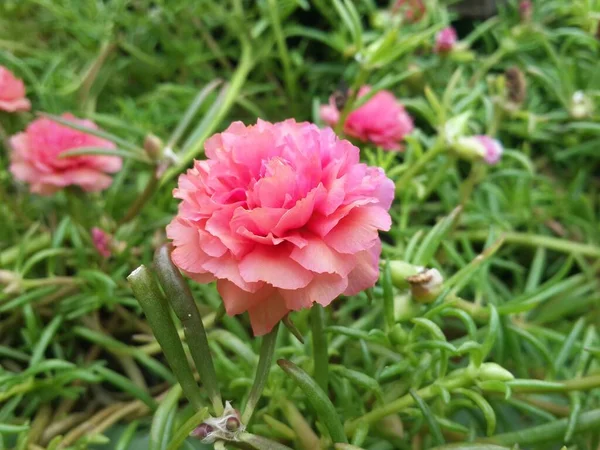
[[167, 119, 394, 336], [392, 0, 425, 23], [0, 66, 31, 112], [92, 227, 111, 258], [320, 86, 414, 151], [476, 135, 503, 165], [435, 27, 458, 54], [455, 135, 504, 165], [9, 114, 122, 195]]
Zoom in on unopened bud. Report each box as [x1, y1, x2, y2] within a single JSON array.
[[434, 27, 458, 55], [444, 112, 472, 144], [453, 135, 503, 165], [388, 261, 420, 289], [225, 416, 240, 432], [190, 423, 214, 439], [389, 324, 408, 346], [571, 91, 594, 119], [143, 134, 163, 161], [505, 66, 527, 105], [519, 0, 532, 22], [407, 268, 443, 303], [478, 362, 514, 382]]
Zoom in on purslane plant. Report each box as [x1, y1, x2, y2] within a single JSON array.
[[1, 0, 600, 449]]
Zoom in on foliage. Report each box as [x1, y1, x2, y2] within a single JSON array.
[[1, 0, 599, 449]]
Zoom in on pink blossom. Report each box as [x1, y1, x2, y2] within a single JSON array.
[[9, 114, 122, 195], [455, 135, 504, 165], [392, 0, 425, 23], [0, 66, 31, 112], [92, 228, 111, 258], [320, 86, 414, 151], [435, 27, 458, 54], [167, 119, 394, 336], [476, 135, 503, 165]]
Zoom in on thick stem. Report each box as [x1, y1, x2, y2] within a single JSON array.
[[118, 169, 159, 226], [311, 305, 329, 393], [242, 324, 279, 424], [127, 265, 204, 410], [153, 245, 223, 415]]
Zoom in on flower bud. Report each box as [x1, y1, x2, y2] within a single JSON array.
[[143, 134, 163, 161], [478, 362, 514, 382], [519, 0, 532, 22], [434, 27, 458, 54], [453, 135, 504, 165], [444, 112, 472, 144], [406, 268, 443, 303], [505, 66, 527, 105], [389, 323, 408, 346], [92, 227, 111, 259], [0, 270, 22, 294], [190, 423, 214, 439], [388, 260, 420, 289], [570, 91, 594, 119], [226, 416, 240, 432]]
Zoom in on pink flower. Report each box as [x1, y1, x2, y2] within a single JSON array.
[[0, 66, 31, 112], [167, 119, 394, 336], [392, 0, 425, 23], [320, 86, 414, 151], [92, 227, 111, 258], [9, 114, 122, 195], [435, 27, 458, 54]]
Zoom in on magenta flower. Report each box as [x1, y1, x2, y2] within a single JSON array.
[[92, 228, 111, 258], [167, 119, 394, 336], [0, 66, 31, 112], [320, 86, 414, 151], [9, 114, 122, 195], [435, 27, 458, 54]]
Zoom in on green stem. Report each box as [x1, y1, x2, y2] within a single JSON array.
[[267, 0, 296, 113], [127, 265, 204, 410], [345, 367, 476, 435], [483, 408, 600, 446], [242, 324, 279, 424], [452, 230, 600, 258], [335, 67, 370, 135], [395, 139, 445, 193], [311, 305, 329, 393], [162, 40, 253, 184], [118, 168, 159, 226], [153, 245, 223, 415]]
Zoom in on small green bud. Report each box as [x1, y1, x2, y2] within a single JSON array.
[[388, 260, 420, 289], [388, 324, 408, 346], [143, 134, 163, 161], [478, 362, 514, 382]]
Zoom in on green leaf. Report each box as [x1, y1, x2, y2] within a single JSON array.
[[278, 359, 348, 443], [409, 388, 445, 445]]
